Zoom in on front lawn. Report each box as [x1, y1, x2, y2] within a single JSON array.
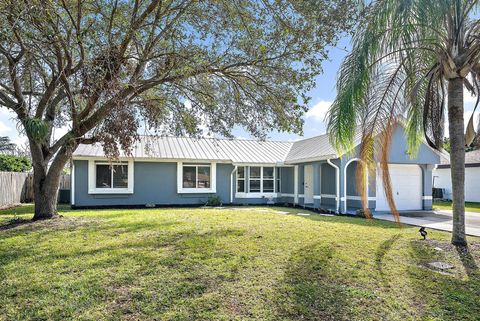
[[434, 200, 480, 213], [1, 205, 479, 321]]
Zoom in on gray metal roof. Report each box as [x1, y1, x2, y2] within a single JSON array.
[[284, 133, 338, 164], [73, 135, 295, 164], [438, 149, 480, 168]]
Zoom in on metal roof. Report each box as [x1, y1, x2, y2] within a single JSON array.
[[73, 135, 295, 164], [284, 133, 338, 164], [438, 149, 480, 168]]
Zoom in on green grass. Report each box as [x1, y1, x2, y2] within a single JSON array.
[[434, 200, 480, 213], [1, 205, 479, 321]]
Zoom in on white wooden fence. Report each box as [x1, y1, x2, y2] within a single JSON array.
[[0, 171, 70, 209]]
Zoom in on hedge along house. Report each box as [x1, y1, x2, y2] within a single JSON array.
[[71, 124, 441, 214]]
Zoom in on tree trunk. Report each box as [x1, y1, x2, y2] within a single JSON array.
[[30, 143, 71, 221], [32, 161, 61, 220], [33, 177, 59, 220], [447, 77, 467, 246]]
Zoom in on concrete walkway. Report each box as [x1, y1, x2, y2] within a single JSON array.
[[374, 210, 480, 237]]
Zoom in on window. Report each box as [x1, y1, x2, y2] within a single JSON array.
[[276, 168, 281, 193], [95, 163, 129, 189], [249, 166, 261, 192], [182, 166, 197, 188], [197, 166, 211, 188], [88, 160, 133, 194], [237, 166, 245, 192], [262, 167, 274, 192], [178, 162, 216, 193], [95, 163, 128, 189]]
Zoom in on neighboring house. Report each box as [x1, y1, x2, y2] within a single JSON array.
[[71, 125, 441, 213], [433, 150, 480, 202]]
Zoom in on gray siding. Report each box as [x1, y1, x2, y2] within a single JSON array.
[[74, 160, 233, 206], [73, 125, 440, 210]]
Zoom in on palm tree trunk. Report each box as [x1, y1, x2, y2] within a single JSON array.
[[447, 77, 467, 246]]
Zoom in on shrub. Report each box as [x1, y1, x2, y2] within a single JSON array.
[[206, 195, 222, 206], [0, 155, 32, 172]]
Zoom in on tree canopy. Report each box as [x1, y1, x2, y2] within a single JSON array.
[[0, 0, 358, 158], [0, 0, 359, 219], [0, 136, 15, 152]]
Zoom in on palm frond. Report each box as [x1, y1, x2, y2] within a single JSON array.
[[327, 0, 480, 218]]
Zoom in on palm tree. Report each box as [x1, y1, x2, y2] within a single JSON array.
[[327, 0, 480, 246]]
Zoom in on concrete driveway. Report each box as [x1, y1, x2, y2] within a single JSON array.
[[374, 210, 480, 237]]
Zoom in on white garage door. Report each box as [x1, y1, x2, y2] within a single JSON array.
[[376, 164, 423, 211]]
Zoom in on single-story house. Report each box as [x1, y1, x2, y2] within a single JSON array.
[[433, 150, 480, 202], [71, 125, 441, 213]]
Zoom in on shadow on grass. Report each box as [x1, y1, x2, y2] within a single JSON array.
[[375, 234, 402, 280], [274, 243, 353, 321], [0, 204, 74, 216], [293, 209, 406, 230], [455, 245, 479, 277], [0, 217, 250, 320], [409, 240, 480, 320]]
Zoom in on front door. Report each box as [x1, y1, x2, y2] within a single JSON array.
[[304, 165, 314, 204]]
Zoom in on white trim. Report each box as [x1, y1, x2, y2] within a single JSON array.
[[235, 192, 279, 199], [298, 194, 305, 198], [236, 166, 246, 193], [248, 166, 262, 193], [88, 160, 134, 194], [294, 165, 299, 204], [313, 195, 321, 200], [230, 166, 237, 203], [422, 196, 433, 200], [346, 195, 376, 201], [71, 161, 75, 205], [321, 194, 337, 199], [327, 159, 340, 212], [343, 158, 369, 213], [233, 162, 293, 167], [280, 193, 294, 197], [177, 162, 217, 193], [284, 154, 338, 165], [75, 156, 231, 163]]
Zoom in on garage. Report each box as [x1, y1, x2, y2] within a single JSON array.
[[376, 164, 423, 211]]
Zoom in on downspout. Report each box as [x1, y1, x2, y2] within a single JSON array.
[[230, 166, 237, 204], [327, 159, 340, 213], [71, 159, 75, 207]]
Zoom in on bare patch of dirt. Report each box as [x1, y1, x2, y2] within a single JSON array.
[[0, 216, 100, 233]]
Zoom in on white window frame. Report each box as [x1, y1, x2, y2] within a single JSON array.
[[248, 166, 262, 193], [177, 162, 216, 193], [276, 167, 281, 193], [235, 165, 279, 198], [236, 166, 246, 192], [262, 166, 275, 193], [88, 160, 134, 194]]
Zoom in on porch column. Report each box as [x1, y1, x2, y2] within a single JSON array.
[[294, 165, 299, 204], [423, 164, 434, 210]]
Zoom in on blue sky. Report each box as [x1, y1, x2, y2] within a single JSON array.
[[231, 37, 352, 141], [0, 36, 478, 146]]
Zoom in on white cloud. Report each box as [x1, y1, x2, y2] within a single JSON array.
[[305, 100, 332, 122], [464, 90, 478, 104], [444, 111, 480, 137], [464, 111, 480, 128], [0, 120, 12, 135]]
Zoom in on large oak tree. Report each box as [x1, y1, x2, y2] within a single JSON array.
[[0, 0, 357, 220]]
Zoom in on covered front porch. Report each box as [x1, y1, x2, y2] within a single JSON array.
[[289, 157, 435, 214], [290, 157, 373, 214]]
